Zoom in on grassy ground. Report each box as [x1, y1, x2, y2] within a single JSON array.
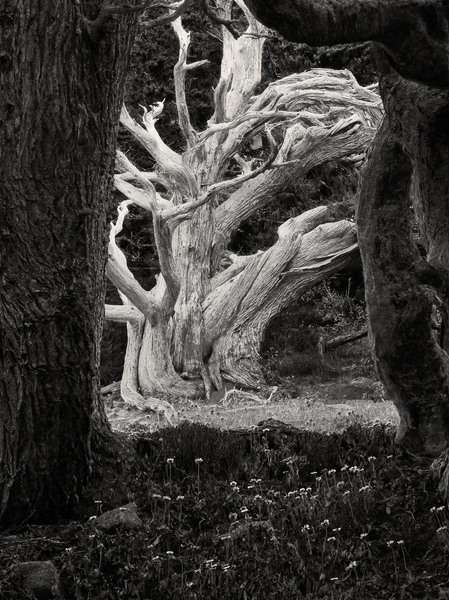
[[106, 369, 397, 434], [4, 329, 429, 600], [1, 411, 448, 599]]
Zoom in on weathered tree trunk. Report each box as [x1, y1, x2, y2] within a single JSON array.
[[244, 0, 449, 454], [205, 209, 358, 388], [106, 4, 382, 420], [0, 1, 137, 526]]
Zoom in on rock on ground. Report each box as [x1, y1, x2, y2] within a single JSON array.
[[13, 560, 60, 599]]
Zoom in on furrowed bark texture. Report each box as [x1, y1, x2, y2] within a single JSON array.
[[0, 1, 137, 525], [245, 0, 449, 454]]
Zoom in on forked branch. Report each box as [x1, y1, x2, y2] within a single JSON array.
[[120, 104, 198, 196], [201, 125, 279, 201], [106, 201, 160, 318], [172, 18, 209, 147]]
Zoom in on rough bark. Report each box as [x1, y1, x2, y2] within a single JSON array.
[[358, 120, 449, 455], [0, 1, 138, 526], [244, 0, 449, 87], [245, 0, 449, 454]]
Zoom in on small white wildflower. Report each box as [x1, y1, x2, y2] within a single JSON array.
[[332, 527, 342, 533], [345, 561, 358, 570], [240, 506, 249, 514], [397, 540, 404, 545], [387, 540, 395, 547], [166, 457, 175, 464], [166, 551, 174, 556], [176, 495, 185, 501], [360, 532, 368, 539], [368, 456, 376, 462], [195, 458, 203, 464], [327, 536, 337, 542], [328, 469, 336, 475], [437, 506, 445, 512], [437, 526, 448, 533], [230, 481, 237, 487], [320, 519, 330, 527]]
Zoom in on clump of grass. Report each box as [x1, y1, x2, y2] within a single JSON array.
[[0, 421, 445, 600]]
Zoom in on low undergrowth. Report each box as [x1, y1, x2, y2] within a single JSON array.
[[1, 421, 447, 599]]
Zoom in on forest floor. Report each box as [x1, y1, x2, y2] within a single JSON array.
[[2, 416, 448, 600], [9, 340, 441, 600], [106, 375, 397, 434]]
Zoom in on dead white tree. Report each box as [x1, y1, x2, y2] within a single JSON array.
[[105, 0, 382, 422]]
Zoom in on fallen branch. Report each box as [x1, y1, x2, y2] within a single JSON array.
[[318, 328, 368, 355]]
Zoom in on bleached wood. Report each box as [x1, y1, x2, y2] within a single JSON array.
[[106, 1, 383, 410], [120, 103, 198, 196], [104, 304, 141, 323], [106, 201, 160, 318], [172, 17, 209, 146]]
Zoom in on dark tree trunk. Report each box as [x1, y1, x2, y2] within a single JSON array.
[[244, 0, 449, 454], [0, 1, 137, 526], [357, 54, 449, 455], [358, 117, 449, 455]]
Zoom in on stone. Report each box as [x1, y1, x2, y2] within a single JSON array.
[[93, 502, 142, 532], [13, 560, 60, 599]]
